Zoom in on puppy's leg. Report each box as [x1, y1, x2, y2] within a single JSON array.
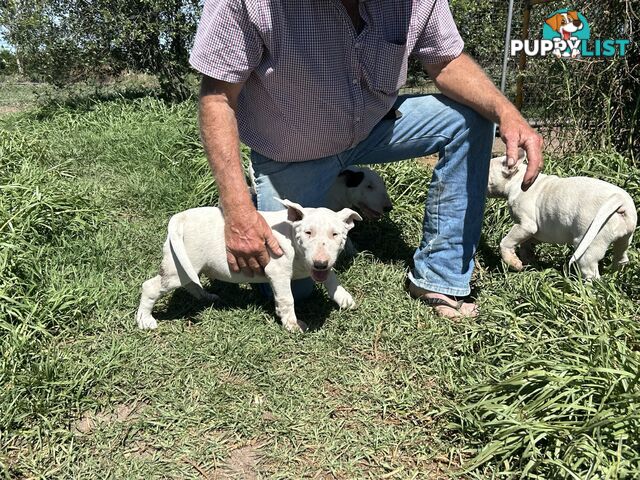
[[323, 271, 356, 310], [500, 224, 535, 271], [611, 232, 633, 271], [573, 240, 609, 280], [269, 278, 306, 333], [136, 274, 181, 329]]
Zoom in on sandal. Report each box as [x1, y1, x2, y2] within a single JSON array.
[[406, 280, 479, 319]]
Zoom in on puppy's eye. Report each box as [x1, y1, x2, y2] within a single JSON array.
[[332, 232, 339, 238], [305, 230, 312, 236]]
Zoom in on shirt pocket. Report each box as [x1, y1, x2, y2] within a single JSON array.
[[363, 37, 408, 94]]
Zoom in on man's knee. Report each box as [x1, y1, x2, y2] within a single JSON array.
[[434, 95, 495, 140]]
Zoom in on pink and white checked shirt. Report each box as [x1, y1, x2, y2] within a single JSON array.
[[190, 0, 464, 161]]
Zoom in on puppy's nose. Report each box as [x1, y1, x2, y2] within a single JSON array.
[[384, 205, 393, 213], [573, 19, 581, 27], [313, 260, 329, 270]]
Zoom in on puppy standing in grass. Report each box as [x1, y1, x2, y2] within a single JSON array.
[[488, 151, 636, 279], [136, 199, 361, 332]]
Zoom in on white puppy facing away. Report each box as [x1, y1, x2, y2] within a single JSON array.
[[326, 167, 393, 219], [136, 199, 362, 332], [487, 151, 637, 279]]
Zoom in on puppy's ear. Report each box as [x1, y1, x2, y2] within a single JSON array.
[[545, 13, 562, 32], [274, 197, 305, 222], [337, 208, 363, 231], [339, 169, 365, 188], [497, 154, 522, 178], [568, 10, 579, 21]]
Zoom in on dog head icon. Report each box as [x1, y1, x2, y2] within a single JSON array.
[[545, 11, 583, 40]]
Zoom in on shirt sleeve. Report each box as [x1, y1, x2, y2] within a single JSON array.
[[189, 0, 264, 83], [412, 0, 464, 65]]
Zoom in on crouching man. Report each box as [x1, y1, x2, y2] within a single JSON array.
[[189, 0, 543, 317]]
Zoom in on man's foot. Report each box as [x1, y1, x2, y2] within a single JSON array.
[[407, 281, 479, 319]]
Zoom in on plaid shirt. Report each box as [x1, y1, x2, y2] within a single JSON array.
[[190, 0, 464, 161]]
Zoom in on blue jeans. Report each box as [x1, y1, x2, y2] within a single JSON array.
[[252, 94, 494, 298]]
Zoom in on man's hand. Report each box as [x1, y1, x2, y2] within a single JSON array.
[[425, 54, 544, 191], [498, 111, 544, 191], [224, 206, 284, 276], [198, 75, 284, 276]]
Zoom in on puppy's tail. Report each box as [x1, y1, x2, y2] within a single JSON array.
[[168, 214, 203, 288], [569, 195, 624, 267]]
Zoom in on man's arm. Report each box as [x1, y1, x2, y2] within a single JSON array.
[[199, 75, 283, 275], [424, 53, 543, 191]]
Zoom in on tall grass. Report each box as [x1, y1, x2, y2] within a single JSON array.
[[0, 97, 638, 478], [434, 151, 640, 478]]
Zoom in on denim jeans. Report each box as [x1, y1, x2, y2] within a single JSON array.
[[252, 94, 494, 298]]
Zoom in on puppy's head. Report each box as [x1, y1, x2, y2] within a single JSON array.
[[487, 149, 527, 197], [338, 167, 393, 220], [277, 198, 362, 282]]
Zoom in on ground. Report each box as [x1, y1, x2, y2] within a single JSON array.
[[1, 82, 639, 478]]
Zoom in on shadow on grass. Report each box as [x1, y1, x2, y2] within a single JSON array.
[[155, 281, 335, 331], [32, 83, 166, 121], [349, 216, 415, 263]]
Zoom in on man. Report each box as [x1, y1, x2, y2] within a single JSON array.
[[189, 0, 543, 318]]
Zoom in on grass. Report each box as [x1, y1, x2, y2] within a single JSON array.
[[0, 96, 639, 479], [0, 76, 49, 115]]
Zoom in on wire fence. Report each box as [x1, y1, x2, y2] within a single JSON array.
[[408, 0, 639, 158]]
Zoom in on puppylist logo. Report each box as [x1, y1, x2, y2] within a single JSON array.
[[511, 8, 630, 58]]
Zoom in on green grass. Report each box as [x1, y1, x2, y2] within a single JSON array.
[[0, 76, 48, 114], [1, 97, 639, 479]]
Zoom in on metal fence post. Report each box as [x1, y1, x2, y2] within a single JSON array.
[[515, 1, 531, 110], [500, 0, 516, 93]]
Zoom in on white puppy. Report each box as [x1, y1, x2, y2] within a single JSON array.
[[136, 199, 362, 332], [488, 151, 636, 279], [326, 167, 392, 256], [326, 167, 393, 219]]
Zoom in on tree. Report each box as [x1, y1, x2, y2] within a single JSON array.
[[0, 0, 203, 100]]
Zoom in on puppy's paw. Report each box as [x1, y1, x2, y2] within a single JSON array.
[[500, 248, 524, 272], [137, 313, 158, 330], [281, 315, 307, 333], [333, 287, 356, 310]]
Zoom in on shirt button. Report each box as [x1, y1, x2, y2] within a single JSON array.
[[355, 42, 361, 49], [355, 116, 361, 122], [352, 78, 359, 85]]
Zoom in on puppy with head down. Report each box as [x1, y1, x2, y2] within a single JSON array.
[[488, 150, 636, 279]]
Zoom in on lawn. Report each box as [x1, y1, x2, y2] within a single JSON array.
[[1, 94, 639, 479]]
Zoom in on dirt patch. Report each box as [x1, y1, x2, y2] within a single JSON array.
[[0, 105, 25, 116], [182, 443, 263, 479], [72, 401, 146, 435], [124, 440, 158, 459], [202, 444, 262, 480], [224, 446, 260, 479]]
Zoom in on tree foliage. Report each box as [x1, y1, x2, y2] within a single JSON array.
[[0, 0, 202, 100]]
